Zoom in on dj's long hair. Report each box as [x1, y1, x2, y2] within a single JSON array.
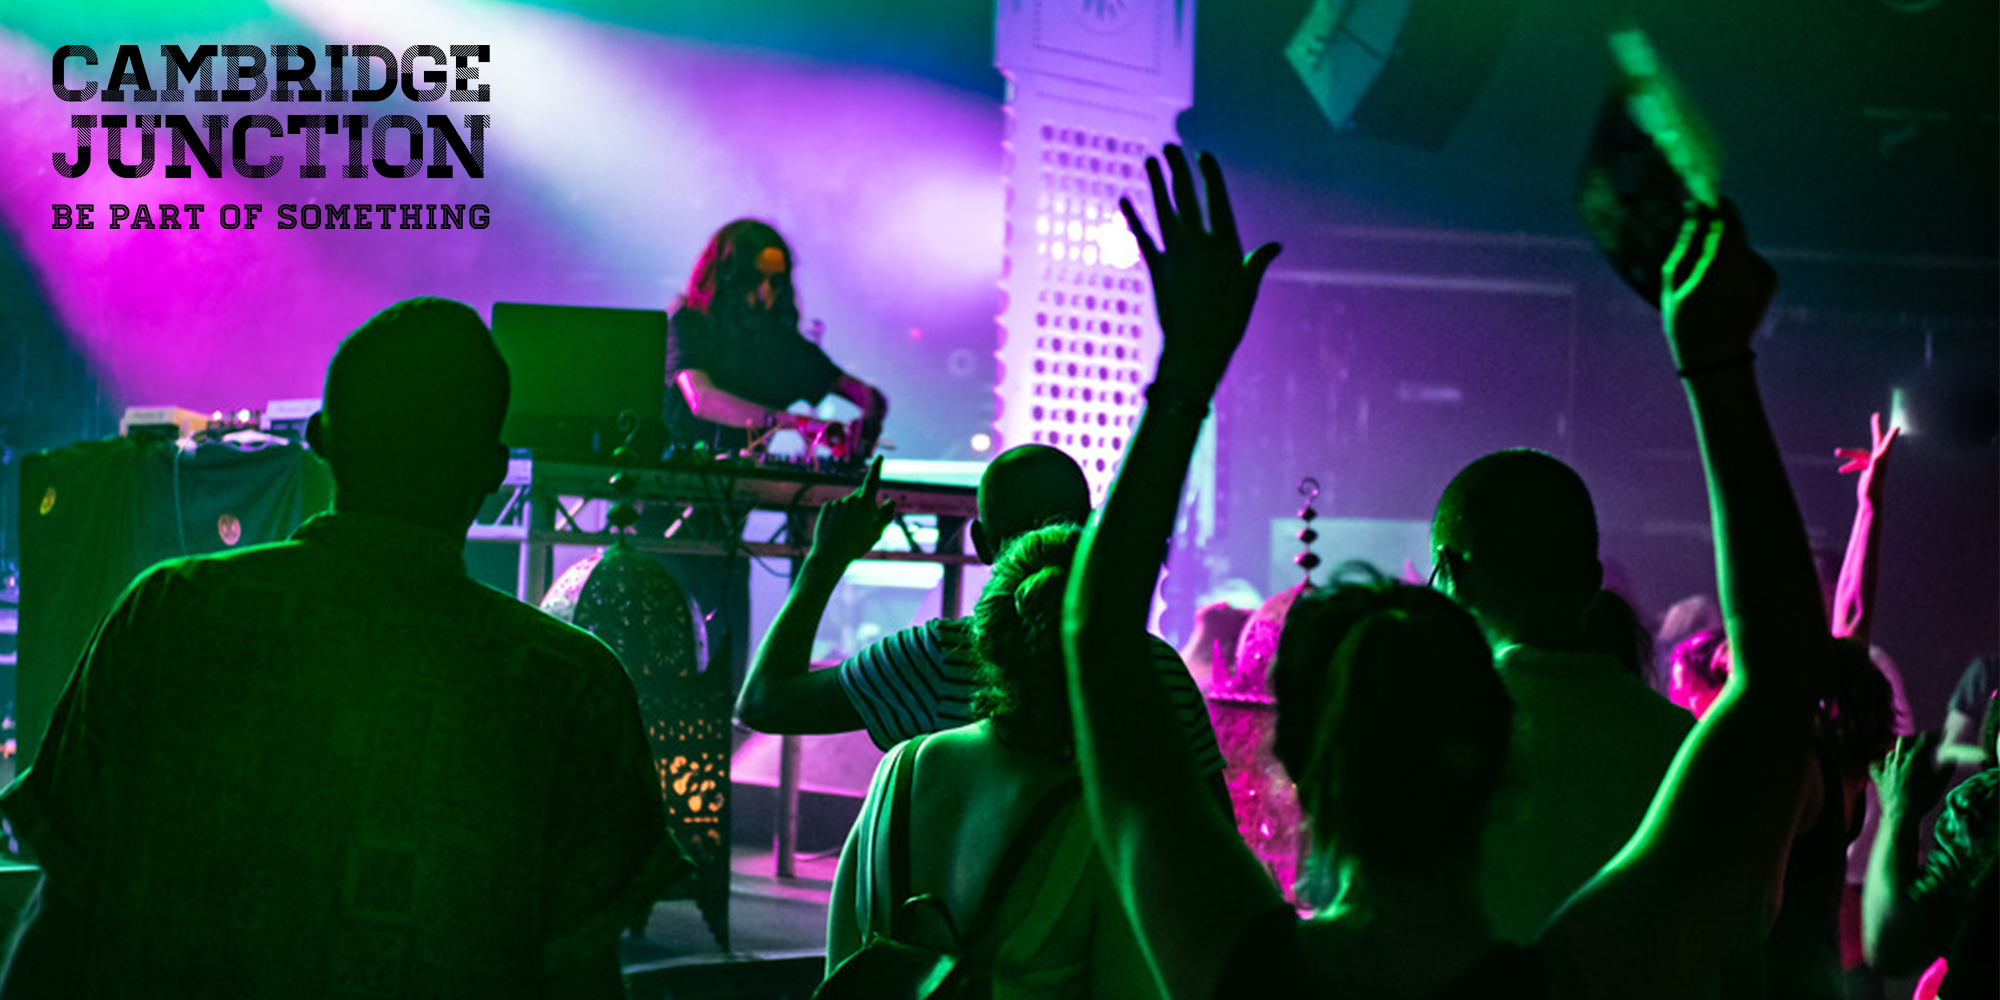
[[675, 218, 802, 334]]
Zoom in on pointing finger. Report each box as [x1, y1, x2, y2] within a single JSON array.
[[860, 454, 886, 500]]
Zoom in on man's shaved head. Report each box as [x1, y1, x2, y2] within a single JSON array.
[[1432, 449, 1603, 628], [977, 445, 1093, 549]]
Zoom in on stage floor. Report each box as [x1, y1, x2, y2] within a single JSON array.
[[0, 839, 839, 999], [620, 843, 838, 999]]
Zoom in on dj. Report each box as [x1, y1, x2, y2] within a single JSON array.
[[665, 219, 889, 459], [655, 218, 890, 691]]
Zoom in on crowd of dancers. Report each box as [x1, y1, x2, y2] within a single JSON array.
[[2, 139, 1990, 999]]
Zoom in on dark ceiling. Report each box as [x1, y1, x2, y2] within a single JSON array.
[[10, 0, 1992, 254], [613, 0, 1997, 258], [1183, 0, 1998, 258]]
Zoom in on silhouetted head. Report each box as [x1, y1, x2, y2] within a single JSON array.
[[970, 445, 1093, 564], [1826, 637, 1897, 780], [1668, 627, 1730, 718], [1656, 593, 1722, 668], [678, 219, 800, 332], [1269, 571, 1508, 880], [307, 298, 509, 531], [971, 523, 1082, 751], [1431, 450, 1603, 648], [1586, 589, 1654, 686]]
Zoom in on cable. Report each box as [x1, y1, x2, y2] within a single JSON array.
[[172, 440, 190, 556]]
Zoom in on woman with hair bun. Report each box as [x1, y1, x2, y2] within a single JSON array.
[[824, 522, 1155, 998]]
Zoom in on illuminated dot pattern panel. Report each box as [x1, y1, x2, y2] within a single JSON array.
[[995, 0, 1194, 501], [997, 90, 1179, 502]]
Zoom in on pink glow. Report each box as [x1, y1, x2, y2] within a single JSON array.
[[1, 17, 1004, 448]]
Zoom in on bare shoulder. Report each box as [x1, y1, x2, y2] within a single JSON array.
[[909, 723, 1062, 782], [906, 723, 1077, 829]]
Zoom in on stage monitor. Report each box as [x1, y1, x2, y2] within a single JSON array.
[[491, 302, 667, 459]]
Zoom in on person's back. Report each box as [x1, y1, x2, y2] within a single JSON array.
[[825, 524, 1154, 998], [2, 298, 684, 998], [1430, 449, 1692, 942], [1478, 642, 1693, 940], [839, 725, 1151, 998], [5, 519, 666, 996]]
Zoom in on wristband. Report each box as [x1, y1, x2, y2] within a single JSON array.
[[1676, 352, 1755, 380], [1143, 380, 1213, 420]]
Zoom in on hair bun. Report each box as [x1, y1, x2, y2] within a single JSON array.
[[1014, 564, 1067, 620]]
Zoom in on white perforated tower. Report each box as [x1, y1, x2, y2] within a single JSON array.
[[994, 0, 1196, 502]]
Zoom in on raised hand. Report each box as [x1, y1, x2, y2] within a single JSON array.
[[1661, 200, 1777, 375], [1120, 145, 1282, 396], [809, 455, 897, 567], [1870, 732, 1954, 824], [1836, 411, 1899, 503], [1071, 145, 1290, 1000]]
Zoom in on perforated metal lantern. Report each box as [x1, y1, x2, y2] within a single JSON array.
[[1209, 581, 1311, 908], [542, 543, 731, 949]]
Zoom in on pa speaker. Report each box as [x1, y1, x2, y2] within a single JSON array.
[[1287, 0, 1525, 149]]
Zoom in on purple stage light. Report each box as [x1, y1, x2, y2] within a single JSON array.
[[3, 10, 1005, 458]]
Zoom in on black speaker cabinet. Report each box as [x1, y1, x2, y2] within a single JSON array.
[[16, 438, 331, 767]]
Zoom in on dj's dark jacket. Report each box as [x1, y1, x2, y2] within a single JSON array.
[[663, 307, 842, 455]]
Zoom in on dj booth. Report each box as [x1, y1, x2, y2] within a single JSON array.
[[468, 454, 982, 608]]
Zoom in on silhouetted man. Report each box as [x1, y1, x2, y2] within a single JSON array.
[[1430, 449, 1693, 942], [1, 298, 687, 998]]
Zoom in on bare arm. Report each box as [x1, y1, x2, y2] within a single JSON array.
[[831, 373, 888, 457], [831, 373, 888, 423], [735, 562, 861, 733], [737, 457, 895, 733], [826, 812, 865, 975], [1064, 147, 1283, 999], [675, 369, 831, 438], [1862, 732, 1956, 973], [1938, 708, 1988, 767], [1832, 413, 1897, 644], [1544, 204, 1827, 999], [827, 737, 910, 976]]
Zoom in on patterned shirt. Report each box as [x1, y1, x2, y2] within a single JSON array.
[[1, 511, 688, 999], [835, 616, 1226, 775], [1914, 768, 1998, 938]]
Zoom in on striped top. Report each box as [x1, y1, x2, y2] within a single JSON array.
[[836, 616, 1226, 775]]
